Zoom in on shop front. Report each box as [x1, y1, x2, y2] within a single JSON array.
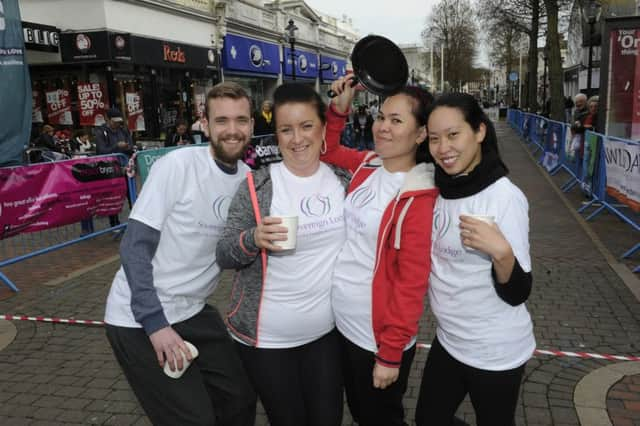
[[319, 54, 347, 95], [221, 33, 280, 108], [32, 30, 219, 141], [283, 47, 318, 85]]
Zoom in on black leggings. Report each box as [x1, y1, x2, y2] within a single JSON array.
[[340, 333, 416, 426], [235, 329, 343, 426], [415, 337, 525, 426]]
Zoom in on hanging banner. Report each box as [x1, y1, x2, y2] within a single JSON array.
[[77, 82, 108, 126], [125, 91, 145, 131], [606, 28, 640, 140], [45, 88, 73, 125], [542, 121, 564, 172], [603, 137, 640, 212], [0, 0, 33, 166], [581, 132, 600, 196], [31, 89, 43, 123], [0, 155, 127, 239]]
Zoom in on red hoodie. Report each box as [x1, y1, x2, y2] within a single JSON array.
[[322, 105, 438, 367]]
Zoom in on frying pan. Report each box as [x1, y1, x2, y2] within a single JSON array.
[[327, 35, 409, 98]]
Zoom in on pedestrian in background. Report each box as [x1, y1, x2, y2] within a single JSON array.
[[104, 82, 257, 426], [253, 100, 275, 136], [321, 76, 438, 426], [415, 93, 534, 426]]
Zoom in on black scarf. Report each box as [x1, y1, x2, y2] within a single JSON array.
[[434, 146, 508, 199]]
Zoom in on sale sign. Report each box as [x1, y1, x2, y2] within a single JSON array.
[[45, 89, 73, 125], [125, 91, 145, 131], [77, 82, 108, 126]]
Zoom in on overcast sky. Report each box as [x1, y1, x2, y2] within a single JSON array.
[[305, 0, 438, 46]]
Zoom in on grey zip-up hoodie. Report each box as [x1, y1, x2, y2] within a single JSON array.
[[216, 163, 352, 346]]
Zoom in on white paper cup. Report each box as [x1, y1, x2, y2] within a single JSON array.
[[163, 341, 199, 379], [272, 216, 298, 250], [466, 214, 495, 225]]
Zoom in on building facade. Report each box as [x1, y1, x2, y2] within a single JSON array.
[[20, 0, 356, 141]]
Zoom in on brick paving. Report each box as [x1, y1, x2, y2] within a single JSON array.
[[0, 120, 638, 425], [608, 374, 640, 426]]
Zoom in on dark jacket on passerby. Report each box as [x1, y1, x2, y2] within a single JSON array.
[[253, 111, 274, 136], [95, 125, 134, 155], [571, 106, 590, 134], [36, 133, 58, 151], [165, 131, 194, 147]]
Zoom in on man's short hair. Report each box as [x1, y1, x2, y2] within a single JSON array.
[[574, 93, 587, 102], [205, 82, 253, 119]]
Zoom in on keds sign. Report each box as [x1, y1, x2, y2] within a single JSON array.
[[163, 44, 186, 63]]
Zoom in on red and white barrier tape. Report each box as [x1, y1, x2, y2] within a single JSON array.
[[1, 315, 638, 362], [414, 343, 640, 362], [0, 314, 104, 326]]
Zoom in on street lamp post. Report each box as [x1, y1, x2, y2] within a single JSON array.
[[582, 0, 602, 97], [411, 69, 415, 85], [285, 19, 298, 81], [542, 51, 548, 108]]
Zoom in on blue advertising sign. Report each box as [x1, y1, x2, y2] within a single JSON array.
[[222, 34, 280, 75], [283, 47, 318, 79], [319, 55, 347, 82], [0, 0, 32, 166]]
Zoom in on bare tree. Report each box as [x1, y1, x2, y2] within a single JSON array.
[[478, 0, 543, 111], [543, 0, 565, 121], [422, 0, 478, 91]]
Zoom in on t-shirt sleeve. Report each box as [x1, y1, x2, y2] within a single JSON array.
[[129, 154, 182, 231], [495, 184, 531, 273]]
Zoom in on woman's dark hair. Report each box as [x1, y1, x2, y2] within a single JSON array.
[[74, 128, 90, 139], [388, 86, 435, 163], [272, 83, 327, 128], [426, 92, 507, 172]]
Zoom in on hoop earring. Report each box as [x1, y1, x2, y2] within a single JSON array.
[[321, 139, 327, 154]]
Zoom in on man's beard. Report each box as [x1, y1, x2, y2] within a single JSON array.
[[209, 134, 249, 165]]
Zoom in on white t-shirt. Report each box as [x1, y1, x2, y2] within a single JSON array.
[[256, 162, 346, 348], [105, 147, 250, 328], [332, 167, 412, 352], [429, 177, 535, 371]]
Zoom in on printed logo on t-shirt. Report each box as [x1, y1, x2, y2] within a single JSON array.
[[300, 194, 332, 217], [349, 185, 375, 208], [432, 207, 463, 259], [212, 195, 232, 222], [432, 207, 451, 240]]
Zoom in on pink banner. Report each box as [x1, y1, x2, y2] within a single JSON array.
[[0, 156, 127, 240]]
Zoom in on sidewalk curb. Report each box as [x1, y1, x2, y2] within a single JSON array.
[[512, 129, 640, 302], [0, 319, 17, 351], [574, 361, 640, 426], [42, 254, 121, 287]]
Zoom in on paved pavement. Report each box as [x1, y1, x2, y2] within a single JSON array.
[[0, 120, 639, 425]]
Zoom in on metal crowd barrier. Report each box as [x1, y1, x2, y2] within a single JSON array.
[[507, 109, 639, 273], [0, 153, 137, 291]]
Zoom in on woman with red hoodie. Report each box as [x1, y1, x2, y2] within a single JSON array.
[[322, 77, 438, 426]]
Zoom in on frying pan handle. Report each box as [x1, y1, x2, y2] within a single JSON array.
[[327, 77, 358, 98]]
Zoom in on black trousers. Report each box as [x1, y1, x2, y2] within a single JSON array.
[[106, 305, 256, 426], [235, 328, 343, 426], [415, 337, 525, 426], [340, 333, 416, 426]]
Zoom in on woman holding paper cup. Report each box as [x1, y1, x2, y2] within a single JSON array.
[[414, 93, 535, 426], [216, 83, 351, 426], [322, 77, 438, 426]]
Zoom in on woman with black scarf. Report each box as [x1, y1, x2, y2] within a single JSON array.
[[415, 93, 534, 426]]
